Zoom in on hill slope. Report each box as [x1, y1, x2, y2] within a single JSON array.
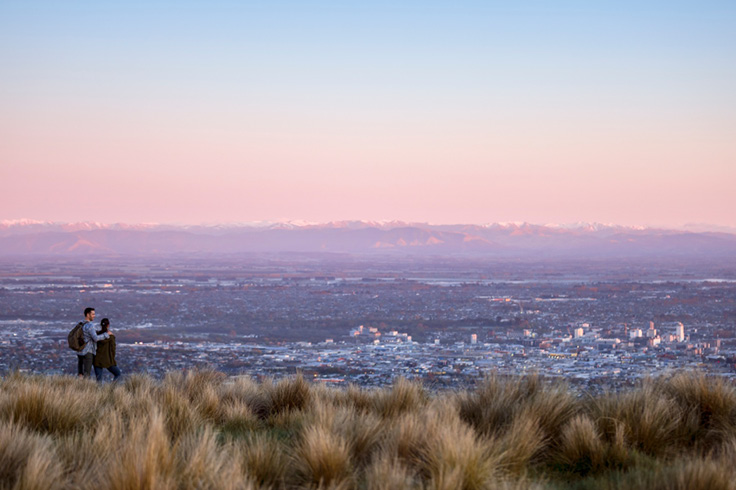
[[1, 371, 735, 489]]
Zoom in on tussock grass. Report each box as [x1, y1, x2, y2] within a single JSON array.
[[295, 424, 353, 488], [0, 421, 64, 490], [566, 455, 736, 490], [457, 374, 577, 444], [218, 399, 259, 435], [661, 372, 736, 449], [381, 409, 430, 470], [590, 384, 682, 457], [107, 410, 176, 490], [175, 427, 247, 490], [554, 414, 605, 476], [269, 373, 312, 416], [235, 433, 289, 488], [420, 400, 499, 490], [122, 372, 158, 397], [364, 452, 419, 490], [498, 410, 547, 476], [371, 377, 427, 418], [0, 376, 101, 435], [55, 426, 110, 488], [1, 370, 735, 489], [308, 398, 385, 468], [163, 369, 225, 423], [162, 385, 201, 439], [340, 383, 375, 413]]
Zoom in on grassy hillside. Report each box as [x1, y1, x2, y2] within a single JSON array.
[[1, 371, 735, 489]]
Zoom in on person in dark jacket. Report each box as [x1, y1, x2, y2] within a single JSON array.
[[94, 318, 122, 382]]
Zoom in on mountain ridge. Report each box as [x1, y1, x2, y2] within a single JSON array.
[[3, 219, 730, 234], [1, 220, 735, 258]]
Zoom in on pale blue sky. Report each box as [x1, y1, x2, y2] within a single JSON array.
[[1, 1, 735, 226]]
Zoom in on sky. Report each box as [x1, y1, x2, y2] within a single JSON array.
[[1, 1, 734, 228]]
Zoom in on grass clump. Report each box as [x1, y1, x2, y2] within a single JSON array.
[[660, 372, 736, 450], [295, 424, 354, 488], [0, 420, 64, 490], [235, 433, 289, 489], [0, 370, 735, 489]]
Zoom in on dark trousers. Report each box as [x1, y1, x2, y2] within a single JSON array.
[[77, 353, 94, 377], [94, 365, 122, 382]]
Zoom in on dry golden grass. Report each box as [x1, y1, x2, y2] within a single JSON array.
[[0, 420, 64, 490], [589, 383, 683, 458], [497, 410, 547, 476], [295, 424, 353, 488], [270, 373, 312, 414], [364, 452, 420, 490], [175, 427, 248, 490], [1, 370, 735, 489], [580, 455, 736, 490], [554, 414, 605, 476], [218, 398, 259, 435], [456, 374, 577, 454], [371, 377, 428, 419], [161, 384, 202, 439], [0, 376, 101, 435], [660, 371, 736, 450], [420, 400, 499, 490], [307, 398, 385, 469], [106, 410, 176, 490], [234, 432, 289, 488], [381, 409, 430, 471], [340, 383, 375, 413]]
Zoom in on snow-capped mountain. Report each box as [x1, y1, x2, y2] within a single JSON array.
[[0, 220, 734, 257]]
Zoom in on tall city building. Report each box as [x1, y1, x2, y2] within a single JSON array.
[[676, 322, 685, 342]]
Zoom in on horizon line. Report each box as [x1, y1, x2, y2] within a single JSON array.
[[2, 218, 736, 233]]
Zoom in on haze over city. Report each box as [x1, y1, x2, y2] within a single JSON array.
[[2, 1, 735, 228]]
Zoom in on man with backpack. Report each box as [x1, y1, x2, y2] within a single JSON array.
[[76, 307, 110, 377]]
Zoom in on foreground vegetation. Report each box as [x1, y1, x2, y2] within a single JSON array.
[[1, 371, 735, 489]]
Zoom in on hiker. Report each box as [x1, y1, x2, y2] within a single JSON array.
[[77, 307, 110, 377], [94, 318, 122, 382]]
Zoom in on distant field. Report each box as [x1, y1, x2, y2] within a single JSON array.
[[0, 371, 735, 489]]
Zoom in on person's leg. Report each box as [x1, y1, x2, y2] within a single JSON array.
[[94, 366, 104, 382], [82, 353, 94, 377], [77, 355, 84, 376], [108, 365, 122, 381]]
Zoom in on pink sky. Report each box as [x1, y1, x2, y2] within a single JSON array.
[[3, 99, 733, 228], [2, 2, 734, 228]]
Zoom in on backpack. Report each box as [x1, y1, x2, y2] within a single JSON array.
[[68, 322, 87, 351]]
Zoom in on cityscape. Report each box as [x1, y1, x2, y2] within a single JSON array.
[[2, 254, 734, 390]]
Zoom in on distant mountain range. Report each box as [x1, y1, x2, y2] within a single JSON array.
[[1, 220, 735, 258]]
